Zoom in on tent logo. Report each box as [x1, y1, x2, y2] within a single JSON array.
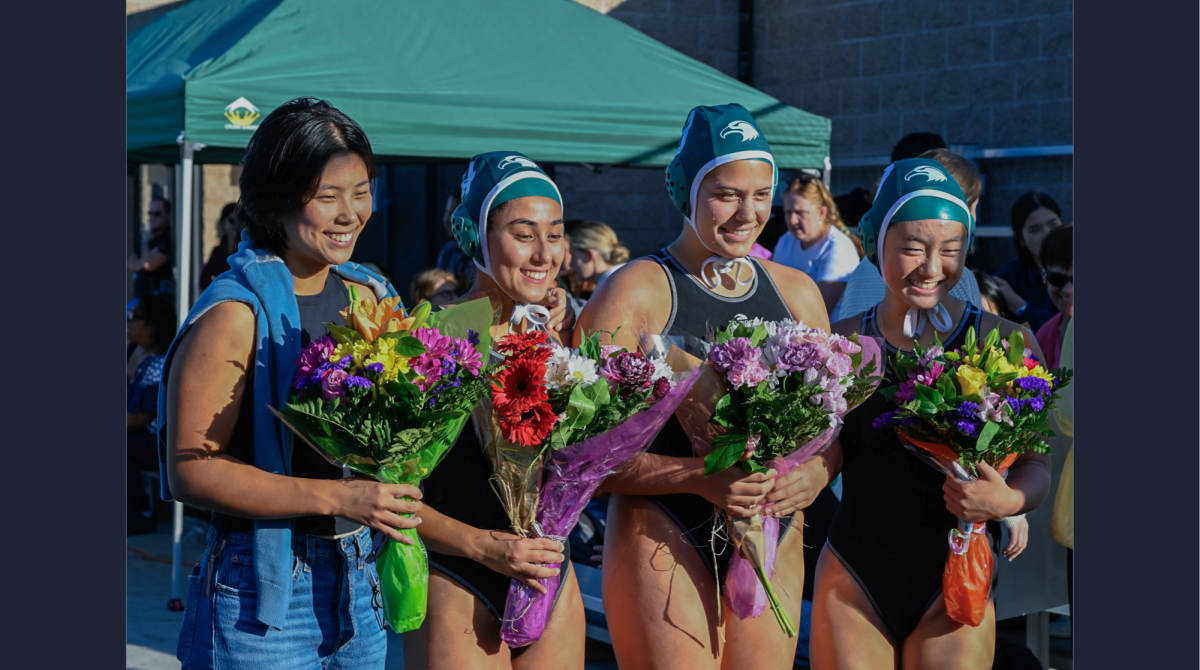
[[904, 166, 947, 183], [719, 120, 759, 142], [497, 155, 537, 170], [224, 97, 261, 130]]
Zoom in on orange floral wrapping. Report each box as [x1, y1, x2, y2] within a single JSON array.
[[904, 437, 1018, 627]]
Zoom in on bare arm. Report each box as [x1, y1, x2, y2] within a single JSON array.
[[164, 301, 422, 543], [760, 260, 831, 331], [418, 503, 566, 595]]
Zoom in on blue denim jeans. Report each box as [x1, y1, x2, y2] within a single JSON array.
[[177, 525, 387, 669]]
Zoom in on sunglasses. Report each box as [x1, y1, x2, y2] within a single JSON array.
[[1044, 271, 1072, 288]]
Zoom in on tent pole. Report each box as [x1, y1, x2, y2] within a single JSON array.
[[168, 134, 205, 611]]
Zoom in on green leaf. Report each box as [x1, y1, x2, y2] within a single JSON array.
[[936, 375, 957, 402], [944, 351, 962, 362], [716, 330, 733, 345], [1007, 330, 1026, 367], [991, 372, 1020, 386], [704, 430, 750, 475], [394, 336, 426, 358], [983, 327, 1000, 352], [975, 421, 1000, 452], [749, 324, 769, 347], [580, 330, 603, 362], [915, 383, 943, 406], [711, 393, 737, 427], [742, 460, 770, 475], [327, 323, 359, 345], [879, 386, 899, 401]]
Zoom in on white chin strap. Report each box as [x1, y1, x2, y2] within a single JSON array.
[[509, 303, 551, 332], [903, 303, 953, 339], [700, 255, 756, 289]]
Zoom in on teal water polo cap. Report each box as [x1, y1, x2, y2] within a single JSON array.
[[665, 103, 777, 288], [451, 151, 562, 279], [859, 157, 974, 268]]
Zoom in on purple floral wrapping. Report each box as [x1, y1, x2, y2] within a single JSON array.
[[499, 369, 702, 648], [723, 334, 882, 619]]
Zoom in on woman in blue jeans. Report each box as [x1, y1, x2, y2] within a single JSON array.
[[160, 98, 423, 669]]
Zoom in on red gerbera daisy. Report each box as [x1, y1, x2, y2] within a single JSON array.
[[497, 330, 551, 363], [499, 400, 558, 447], [492, 358, 549, 416]]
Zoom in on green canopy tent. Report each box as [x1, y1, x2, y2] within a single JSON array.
[[128, 0, 830, 610]]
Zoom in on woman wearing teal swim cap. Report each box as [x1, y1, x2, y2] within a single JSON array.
[[407, 152, 585, 670], [813, 158, 1053, 669], [575, 104, 832, 669]]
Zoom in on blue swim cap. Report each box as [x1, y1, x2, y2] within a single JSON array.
[[451, 151, 562, 278]]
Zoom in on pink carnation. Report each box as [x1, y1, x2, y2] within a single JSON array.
[[727, 361, 770, 389], [836, 338, 861, 355], [826, 352, 853, 378]]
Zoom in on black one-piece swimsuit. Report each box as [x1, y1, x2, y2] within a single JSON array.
[[827, 302, 1001, 642], [423, 351, 571, 657], [641, 248, 796, 585]]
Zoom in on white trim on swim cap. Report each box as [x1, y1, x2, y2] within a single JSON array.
[[684, 149, 776, 252], [474, 171, 563, 278], [876, 189, 972, 274]]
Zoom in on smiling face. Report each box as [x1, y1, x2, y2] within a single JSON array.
[[1044, 262, 1073, 319], [693, 159, 774, 257], [880, 218, 968, 310], [486, 195, 565, 304], [782, 192, 829, 248], [1020, 207, 1063, 261], [279, 152, 372, 271]]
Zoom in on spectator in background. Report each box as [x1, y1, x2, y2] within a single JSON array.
[[565, 220, 630, 299], [128, 197, 175, 299], [410, 268, 458, 308], [199, 202, 239, 290], [834, 148, 983, 321], [975, 270, 1018, 321], [993, 192, 1065, 330], [772, 173, 863, 314], [436, 188, 474, 295], [126, 294, 176, 534], [1034, 224, 1072, 370]]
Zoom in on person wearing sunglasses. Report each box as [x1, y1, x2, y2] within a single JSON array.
[[129, 197, 175, 299], [1034, 224, 1073, 371]]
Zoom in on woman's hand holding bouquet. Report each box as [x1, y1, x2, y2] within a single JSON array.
[[695, 318, 883, 636], [481, 329, 701, 647], [273, 289, 496, 633], [873, 326, 1072, 626]]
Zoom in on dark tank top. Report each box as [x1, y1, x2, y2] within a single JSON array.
[[645, 248, 795, 461], [212, 273, 358, 536], [826, 302, 989, 642]]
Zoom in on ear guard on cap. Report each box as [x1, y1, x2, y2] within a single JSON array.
[[859, 211, 879, 266], [450, 202, 484, 267], [665, 157, 690, 219]]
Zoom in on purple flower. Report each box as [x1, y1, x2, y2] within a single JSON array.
[[727, 360, 770, 389], [910, 362, 944, 388], [872, 411, 898, 429], [957, 401, 980, 419], [451, 336, 484, 377], [366, 362, 385, 374], [777, 341, 826, 372], [1013, 376, 1050, 396], [956, 419, 981, 437], [652, 376, 672, 401], [335, 355, 353, 370], [601, 352, 656, 389], [895, 380, 917, 402], [294, 335, 339, 388], [321, 369, 349, 401], [466, 329, 480, 346], [710, 338, 762, 373], [411, 354, 444, 392], [414, 327, 453, 358]]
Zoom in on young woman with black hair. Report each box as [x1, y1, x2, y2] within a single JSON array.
[[993, 192, 1066, 331], [406, 151, 584, 670], [162, 98, 419, 669]]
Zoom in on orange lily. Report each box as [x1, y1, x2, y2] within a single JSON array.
[[340, 294, 412, 342]]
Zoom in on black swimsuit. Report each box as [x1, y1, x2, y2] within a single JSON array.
[[642, 249, 796, 584], [827, 302, 1000, 642], [423, 351, 571, 656]]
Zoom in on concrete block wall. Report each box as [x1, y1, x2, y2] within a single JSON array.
[[563, 0, 1073, 267]]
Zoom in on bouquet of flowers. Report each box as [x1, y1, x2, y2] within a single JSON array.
[[272, 289, 495, 633], [694, 318, 883, 636], [873, 326, 1071, 626], [479, 329, 701, 648]]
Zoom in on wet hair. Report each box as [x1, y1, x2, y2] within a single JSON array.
[[783, 173, 865, 259], [1010, 192, 1063, 267], [410, 268, 456, 304], [564, 220, 630, 265], [891, 132, 946, 163], [1038, 224, 1072, 271], [975, 270, 1016, 321], [236, 98, 376, 256], [131, 294, 177, 353], [919, 148, 982, 208]]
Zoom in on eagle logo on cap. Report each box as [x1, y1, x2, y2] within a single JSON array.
[[497, 155, 538, 170], [719, 120, 760, 142], [904, 166, 948, 182]]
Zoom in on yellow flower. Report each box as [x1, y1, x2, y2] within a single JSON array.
[[994, 356, 1018, 376], [957, 365, 988, 397], [333, 339, 410, 381]]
